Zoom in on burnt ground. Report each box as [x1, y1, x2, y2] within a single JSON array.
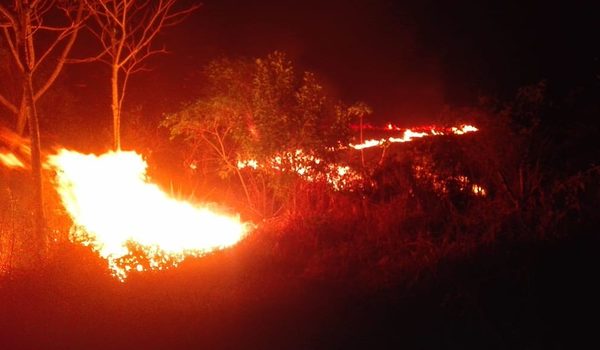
[[0, 229, 598, 350]]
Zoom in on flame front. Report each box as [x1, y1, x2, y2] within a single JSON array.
[[47, 149, 250, 279], [349, 124, 478, 150], [236, 124, 482, 191]]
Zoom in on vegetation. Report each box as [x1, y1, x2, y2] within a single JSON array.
[[0, 2, 598, 348], [162, 51, 368, 216], [82, 0, 199, 150], [0, 0, 85, 257]]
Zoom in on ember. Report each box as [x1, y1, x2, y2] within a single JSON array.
[[238, 149, 363, 190]]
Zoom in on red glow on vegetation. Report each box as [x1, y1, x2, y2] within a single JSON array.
[[0, 122, 485, 279], [238, 123, 483, 194], [237, 149, 363, 190], [0, 127, 29, 169]]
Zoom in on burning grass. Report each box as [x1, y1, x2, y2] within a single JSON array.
[[45, 149, 251, 280]]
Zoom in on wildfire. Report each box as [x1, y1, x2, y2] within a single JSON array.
[[1, 121, 484, 278], [0, 126, 29, 169], [0, 152, 25, 169], [237, 123, 481, 191], [349, 124, 478, 150], [237, 149, 363, 191], [413, 167, 487, 197], [46, 149, 250, 280]]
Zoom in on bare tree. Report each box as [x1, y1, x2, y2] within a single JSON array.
[[0, 0, 85, 257], [83, 0, 199, 150]]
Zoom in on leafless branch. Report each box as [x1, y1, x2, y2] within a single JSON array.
[[2, 27, 24, 72], [34, 1, 85, 100], [0, 93, 18, 114], [0, 4, 17, 28]]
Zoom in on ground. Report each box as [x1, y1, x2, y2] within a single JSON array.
[[1, 227, 597, 349]]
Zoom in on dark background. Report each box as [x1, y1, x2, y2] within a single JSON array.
[[3, 0, 599, 134], [125, 0, 600, 124], [14, 0, 595, 147]]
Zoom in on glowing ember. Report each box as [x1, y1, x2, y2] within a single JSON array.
[[237, 149, 363, 190], [471, 184, 487, 196], [46, 149, 250, 280], [413, 166, 487, 197], [0, 152, 25, 169]]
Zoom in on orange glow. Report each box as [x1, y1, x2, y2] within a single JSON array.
[[0, 152, 25, 169], [0, 127, 30, 169], [413, 166, 487, 197], [238, 123, 480, 191], [238, 149, 363, 190], [471, 184, 487, 196], [0, 127, 31, 155], [46, 149, 250, 280], [350, 124, 478, 150]]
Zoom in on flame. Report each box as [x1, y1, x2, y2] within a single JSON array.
[[471, 184, 487, 196], [237, 149, 363, 190], [0, 152, 25, 169], [0, 126, 31, 155], [350, 124, 478, 150], [237, 123, 480, 190], [413, 166, 487, 197], [0, 127, 30, 169], [46, 149, 250, 279]]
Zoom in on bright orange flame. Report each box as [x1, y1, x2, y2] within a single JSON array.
[[237, 123, 480, 191], [0, 127, 29, 169], [46, 149, 250, 280], [0, 152, 25, 169], [350, 124, 478, 150]]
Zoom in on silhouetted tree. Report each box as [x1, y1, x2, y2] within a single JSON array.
[[83, 0, 199, 150], [163, 51, 365, 214], [0, 0, 85, 256]]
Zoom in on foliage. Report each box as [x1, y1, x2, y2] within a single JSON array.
[[162, 51, 366, 215], [165, 51, 357, 161]]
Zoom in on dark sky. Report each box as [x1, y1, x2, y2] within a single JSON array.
[[62, 0, 600, 129]]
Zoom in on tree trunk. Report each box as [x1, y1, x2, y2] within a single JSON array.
[[17, 97, 27, 135], [111, 65, 121, 150], [23, 71, 46, 258]]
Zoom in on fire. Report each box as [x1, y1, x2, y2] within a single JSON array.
[[237, 123, 481, 191], [46, 149, 250, 279], [350, 124, 478, 150], [237, 149, 363, 190], [0, 152, 25, 169], [0, 127, 29, 169]]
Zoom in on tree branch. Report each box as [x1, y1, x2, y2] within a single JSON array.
[[34, 1, 84, 100], [0, 4, 17, 28], [2, 27, 24, 72], [0, 92, 18, 114]]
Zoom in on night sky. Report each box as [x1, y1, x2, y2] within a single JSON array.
[[120, 0, 599, 126], [8, 0, 599, 135]]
